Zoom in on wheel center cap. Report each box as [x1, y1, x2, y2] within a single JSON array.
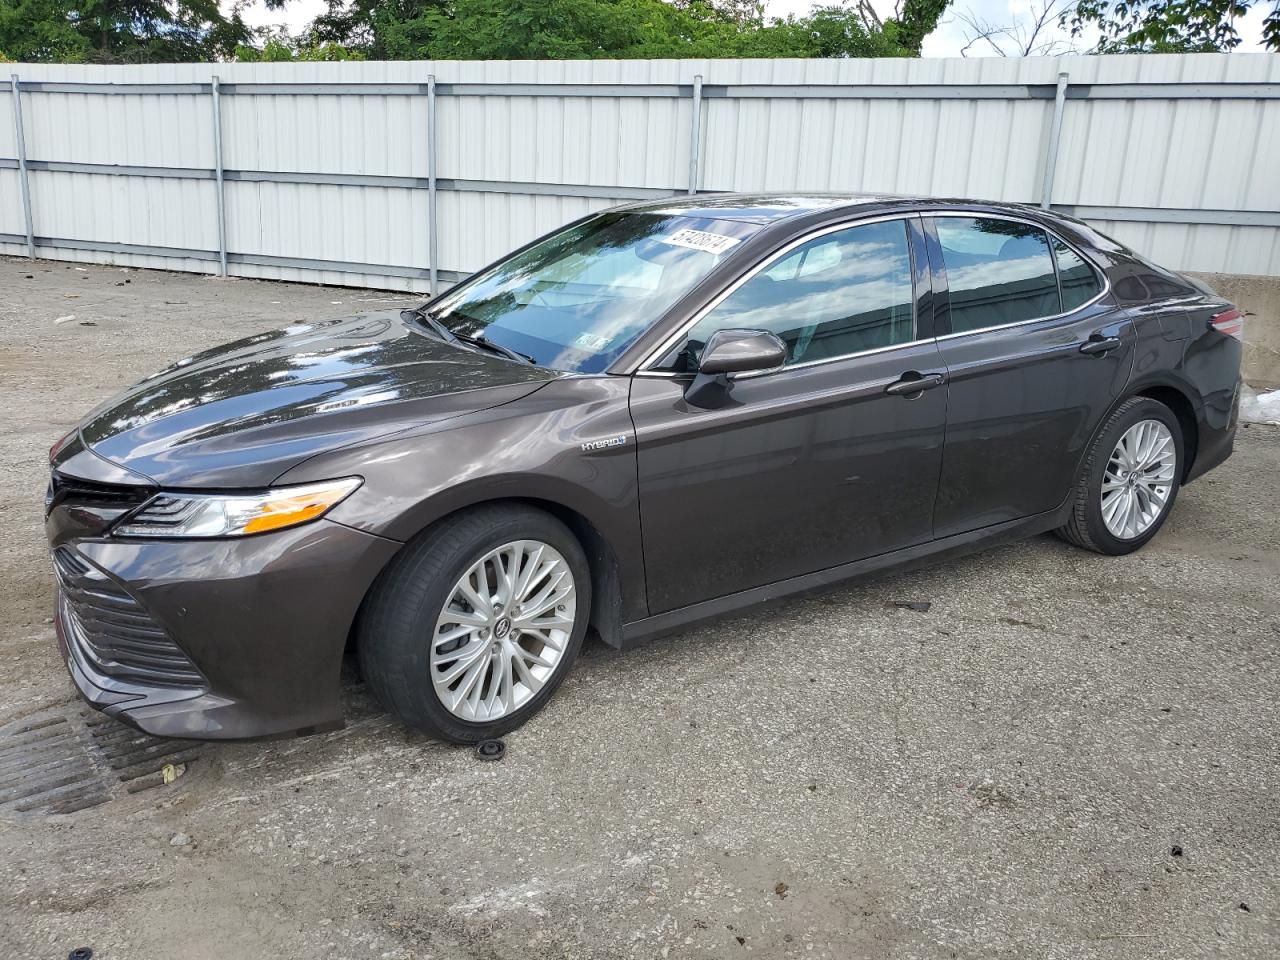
[[493, 617, 512, 640]]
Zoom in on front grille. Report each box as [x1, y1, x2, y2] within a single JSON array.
[[46, 471, 153, 516], [53, 547, 205, 689]]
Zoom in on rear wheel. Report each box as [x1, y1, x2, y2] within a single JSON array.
[[358, 504, 590, 743], [1056, 397, 1183, 555]]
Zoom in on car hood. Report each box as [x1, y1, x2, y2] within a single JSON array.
[[66, 311, 559, 488]]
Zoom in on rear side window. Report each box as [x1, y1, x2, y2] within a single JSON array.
[[936, 218, 1060, 333], [1113, 260, 1195, 303], [656, 219, 915, 372], [1052, 237, 1103, 311]]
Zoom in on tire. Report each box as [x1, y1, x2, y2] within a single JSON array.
[[1055, 396, 1184, 556], [357, 504, 591, 743]]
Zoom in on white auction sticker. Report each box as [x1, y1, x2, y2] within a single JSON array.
[[661, 228, 741, 255]]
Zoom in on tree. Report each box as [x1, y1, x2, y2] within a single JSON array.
[[0, 0, 274, 62], [301, 0, 950, 61], [671, 0, 765, 24], [235, 36, 365, 60], [2, 0, 955, 63], [889, 0, 953, 52], [955, 0, 1079, 56], [309, 0, 448, 57], [783, 0, 952, 54], [373, 0, 669, 60], [1065, 0, 1280, 52], [1, 0, 82, 61], [794, 3, 909, 56]]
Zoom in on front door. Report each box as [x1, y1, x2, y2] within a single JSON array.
[[629, 216, 948, 614], [926, 215, 1134, 537]]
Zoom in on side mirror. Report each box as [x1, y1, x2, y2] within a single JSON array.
[[698, 328, 788, 374], [685, 328, 786, 407]]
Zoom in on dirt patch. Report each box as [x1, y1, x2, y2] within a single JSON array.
[[1, 256, 1277, 960]]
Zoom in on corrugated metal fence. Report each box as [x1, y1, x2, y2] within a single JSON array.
[[2, 54, 1278, 293]]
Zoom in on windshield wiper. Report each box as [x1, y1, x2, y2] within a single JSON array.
[[404, 306, 535, 365], [403, 306, 460, 346], [456, 333, 535, 365]]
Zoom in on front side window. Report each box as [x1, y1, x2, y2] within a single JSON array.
[[936, 217, 1061, 333], [428, 212, 761, 373], [655, 219, 915, 372]]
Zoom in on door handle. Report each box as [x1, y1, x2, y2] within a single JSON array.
[[884, 372, 945, 398], [1079, 335, 1122, 355]]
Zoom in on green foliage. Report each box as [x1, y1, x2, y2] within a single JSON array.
[[3, 0, 955, 63], [306, 0, 940, 60], [1, 0, 90, 61], [1065, 0, 1279, 52], [235, 34, 365, 60], [893, 0, 952, 53], [310, 0, 447, 58], [800, 5, 914, 58], [0, 0, 261, 63]]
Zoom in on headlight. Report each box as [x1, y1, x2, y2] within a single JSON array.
[[111, 477, 362, 539]]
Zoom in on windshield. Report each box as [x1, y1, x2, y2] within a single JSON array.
[[425, 211, 761, 373]]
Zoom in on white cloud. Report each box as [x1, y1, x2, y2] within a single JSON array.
[[1236, 2, 1273, 48], [228, 0, 328, 34]]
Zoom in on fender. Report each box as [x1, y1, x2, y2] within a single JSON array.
[[1116, 293, 1243, 483], [1126, 330, 1208, 413], [1080, 371, 1203, 484], [274, 375, 648, 625]]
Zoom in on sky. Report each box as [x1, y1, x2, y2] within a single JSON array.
[[234, 0, 1274, 57]]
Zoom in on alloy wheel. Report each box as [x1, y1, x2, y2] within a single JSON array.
[[1101, 419, 1177, 540], [430, 540, 577, 721]]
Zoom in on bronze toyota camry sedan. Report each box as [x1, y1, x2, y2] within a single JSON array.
[[45, 195, 1243, 743]]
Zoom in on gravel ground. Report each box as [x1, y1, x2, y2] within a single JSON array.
[[1, 256, 1277, 960]]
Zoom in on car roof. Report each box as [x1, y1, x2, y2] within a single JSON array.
[[619, 193, 901, 224], [619, 192, 1062, 227]]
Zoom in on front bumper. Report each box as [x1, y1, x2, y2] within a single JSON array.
[[51, 519, 401, 739]]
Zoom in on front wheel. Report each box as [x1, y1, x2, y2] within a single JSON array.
[[358, 504, 591, 743], [1056, 396, 1184, 556]]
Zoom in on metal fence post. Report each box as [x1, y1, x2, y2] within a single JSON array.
[[1040, 71, 1070, 210], [427, 74, 439, 296], [210, 75, 228, 276], [687, 74, 703, 195], [9, 74, 35, 259]]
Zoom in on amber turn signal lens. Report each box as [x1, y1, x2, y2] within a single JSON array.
[[241, 487, 355, 534]]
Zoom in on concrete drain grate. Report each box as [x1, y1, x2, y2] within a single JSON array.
[[0, 706, 201, 816]]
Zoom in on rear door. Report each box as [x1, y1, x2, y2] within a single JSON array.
[[926, 214, 1134, 538], [629, 215, 949, 614]]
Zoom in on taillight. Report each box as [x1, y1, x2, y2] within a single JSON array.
[[1210, 307, 1244, 341]]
